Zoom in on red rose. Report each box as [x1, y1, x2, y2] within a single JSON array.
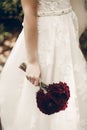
[[19, 63, 70, 115], [36, 82, 70, 115]]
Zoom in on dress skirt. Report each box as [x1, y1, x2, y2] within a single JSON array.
[[0, 9, 87, 130]]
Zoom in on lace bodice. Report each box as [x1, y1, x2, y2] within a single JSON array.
[[37, 0, 72, 16]]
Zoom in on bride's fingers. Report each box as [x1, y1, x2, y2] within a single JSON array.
[[26, 75, 40, 86], [31, 77, 36, 84], [34, 78, 40, 86]]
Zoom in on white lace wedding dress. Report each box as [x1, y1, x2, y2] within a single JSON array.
[[0, 0, 87, 130]]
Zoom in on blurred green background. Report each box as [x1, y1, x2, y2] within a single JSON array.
[[0, 0, 87, 72], [0, 0, 23, 40], [0, 0, 23, 72]]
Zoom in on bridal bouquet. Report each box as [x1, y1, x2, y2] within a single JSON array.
[[19, 63, 70, 115]]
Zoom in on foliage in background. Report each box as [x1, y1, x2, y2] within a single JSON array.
[[0, 0, 24, 72], [0, 0, 23, 22], [0, 0, 23, 44]]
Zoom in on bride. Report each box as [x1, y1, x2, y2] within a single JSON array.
[[0, 0, 87, 130]]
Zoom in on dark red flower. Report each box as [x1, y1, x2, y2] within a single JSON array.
[[19, 63, 70, 115], [36, 82, 70, 115]]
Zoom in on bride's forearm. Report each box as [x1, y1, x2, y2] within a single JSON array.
[[21, 0, 38, 63], [24, 14, 38, 63]]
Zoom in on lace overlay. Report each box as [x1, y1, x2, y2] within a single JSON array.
[[37, 0, 71, 16]]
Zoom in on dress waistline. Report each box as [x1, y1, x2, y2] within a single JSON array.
[[37, 7, 72, 17]]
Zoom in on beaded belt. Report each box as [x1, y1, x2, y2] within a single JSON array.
[[37, 7, 72, 17]]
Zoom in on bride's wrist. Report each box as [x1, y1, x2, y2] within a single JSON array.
[[26, 50, 39, 64], [27, 56, 39, 64]]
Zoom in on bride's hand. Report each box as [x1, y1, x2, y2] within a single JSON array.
[[26, 61, 41, 86]]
